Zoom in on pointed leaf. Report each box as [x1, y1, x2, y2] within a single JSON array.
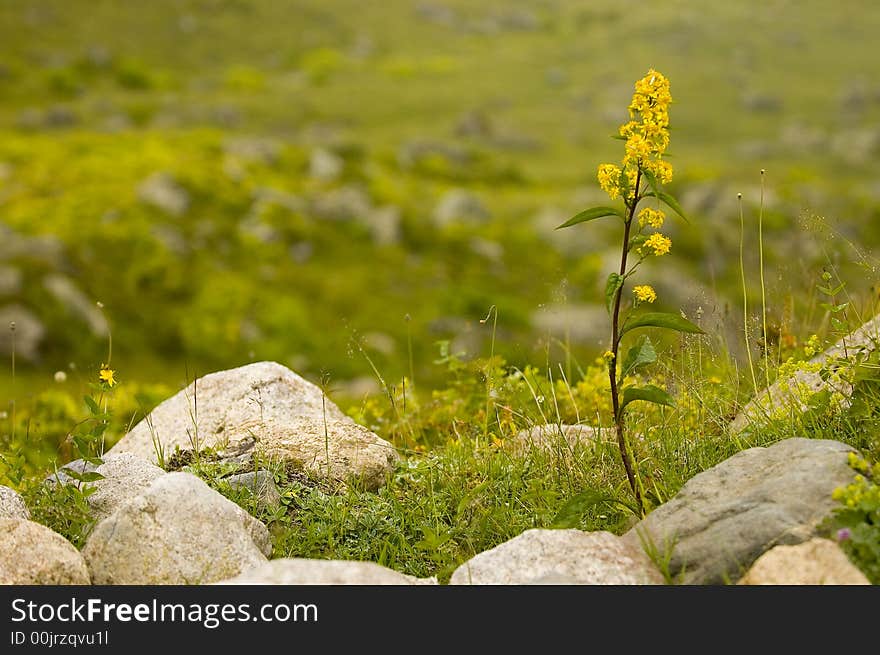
[[556, 206, 624, 229], [621, 384, 674, 413], [621, 312, 704, 336], [551, 489, 611, 528], [84, 395, 100, 415], [620, 336, 657, 380], [641, 166, 661, 198], [657, 191, 688, 223], [605, 273, 624, 314]]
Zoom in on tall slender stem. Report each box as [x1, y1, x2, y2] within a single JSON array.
[[608, 170, 643, 514]]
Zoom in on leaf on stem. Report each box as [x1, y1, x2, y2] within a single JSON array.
[[620, 336, 657, 380], [621, 384, 674, 412], [605, 273, 624, 314], [621, 311, 704, 336], [556, 206, 625, 229], [643, 191, 689, 223], [551, 489, 612, 528]]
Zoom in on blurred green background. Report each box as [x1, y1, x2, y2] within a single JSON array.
[[1, 0, 879, 403]]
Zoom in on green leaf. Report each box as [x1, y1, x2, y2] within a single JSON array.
[[84, 395, 100, 415], [641, 166, 661, 197], [551, 489, 611, 528], [656, 191, 688, 223], [621, 312, 705, 336], [621, 384, 674, 413], [605, 273, 624, 314], [620, 336, 657, 380], [556, 206, 624, 229]]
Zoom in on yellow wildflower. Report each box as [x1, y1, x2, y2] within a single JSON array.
[[804, 334, 821, 358], [633, 285, 657, 304], [99, 365, 116, 387], [643, 233, 672, 257], [624, 133, 653, 166], [597, 163, 622, 200], [638, 207, 665, 229], [602, 350, 615, 362]]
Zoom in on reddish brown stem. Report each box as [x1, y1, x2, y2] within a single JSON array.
[[608, 169, 644, 515]]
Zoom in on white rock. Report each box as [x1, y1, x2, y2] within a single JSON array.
[[109, 362, 398, 490], [137, 172, 190, 216], [738, 538, 870, 585], [0, 519, 90, 584], [450, 529, 664, 585], [510, 424, 600, 453], [87, 453, 167, 520], [217, 558, 436, 585], [0, 485, 30, 520], [82, 472, 270, 584]]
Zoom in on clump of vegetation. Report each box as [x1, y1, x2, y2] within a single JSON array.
[[827, 452, 880, 583]]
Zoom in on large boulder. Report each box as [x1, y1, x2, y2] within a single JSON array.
[[218, 558, 435, 585], [738, 538, 869, 585], [109, 361, 398, 490], [0, 485, 29, 520], [623, 438, 857, 584], [450, 529, 664, 585], [0, 519, 90, 584], [82, 472, 270, 584], [731, 313, 880, 433]]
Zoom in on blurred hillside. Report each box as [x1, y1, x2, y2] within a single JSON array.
[[1, 0, 879, 396]]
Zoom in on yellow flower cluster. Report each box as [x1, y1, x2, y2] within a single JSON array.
[[633, 285, 657, 304], [642, 233, 672, 257], [597, 69, 673, 203], [638, 207, 665, 229], [597, 163, 622, 200]]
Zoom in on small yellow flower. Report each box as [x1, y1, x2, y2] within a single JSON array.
[[597, 163, 622, 200], [642, 233, 672, 257], [633, 285, 657, 304], [602, 350, 615, 362], [99, 365, 116, 387], [638, 207, 665, 229]]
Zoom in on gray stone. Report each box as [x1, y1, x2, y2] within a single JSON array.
[[0, 486, 29, 520], [510, 424, 600, 453], [0, 267, 22, 296], [0, 519, 90, 584], [731, 313, 880, 433], [738, 538, 869, 585], [310, 186, 372, 222], [43, 274, 109, 337], [363, 205, 401, 246], [0, 304, 46, 361], [433, 189, 489, 226], [309, 147, 344, 182], [217, 558, 436, 585], [450, 529, 664, 585], [77, 453, 166, 520], [224, 471, 282, 511], [45, 458, 98, 486], [530, 303, 606, 346], [109, 361, 398, 490], [137, 172, 190, 216], [224, 137, 281, 166], [82, 472, 270, 584], [623, 438, 857, 584]]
